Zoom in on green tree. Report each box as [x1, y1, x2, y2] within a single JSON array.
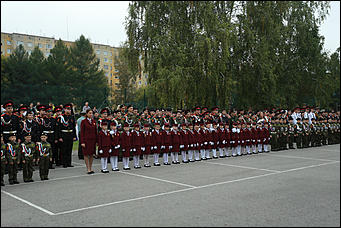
[[69, 35, 109, 108]]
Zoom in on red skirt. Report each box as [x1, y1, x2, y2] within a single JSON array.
[[82, 139, 96, 156], [109, 147, 119, 157], [143, 146, 151, 155]]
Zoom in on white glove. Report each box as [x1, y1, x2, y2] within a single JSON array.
[[197, 143, 199, 147], [117, 145, 120, 149], [109, 149, 112, 153], [231, 141, 235, 144], [242, 140, 244, 143], [246, 140, 250, 142], [110, 130, 114, 135], [161, 145, 165, 149], [200, 144, 203, 146], [151, 146, 154, 150], [180, 145, 184, 149], [154, 146, 157, 150], [133, 148, 136, 152], [252, 140, 255, 142], [258, 139, 261, 142], [263, 138, 266, 142], [217, 142, 219, 145], [169, 146, 173, 149], [99, 150, 103, 154], [237, 141, 240, 143], [210, 142, 214, 145], [268, 137, 271, 140], [191, 144, 194, 147], [223, 140, 226, 144], [141, 147, 145, 151], [122, 149, 125, 152], [204, 142, 208, 145]]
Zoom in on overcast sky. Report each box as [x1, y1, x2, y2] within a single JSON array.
[[1, 1, 340, 53]]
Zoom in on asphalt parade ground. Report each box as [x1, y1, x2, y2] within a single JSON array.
[[1, 144, 340, 227]]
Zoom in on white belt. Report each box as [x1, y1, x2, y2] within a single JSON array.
[[61, 130, 73, 133], [3, 131, 17, 134], [43, 131, 54, 134]]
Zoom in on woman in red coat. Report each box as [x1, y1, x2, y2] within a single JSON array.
[[80, 109, 98, 174]]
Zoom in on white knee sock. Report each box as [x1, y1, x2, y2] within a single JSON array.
[[181, 151, 187, 161], [110, 156, 115, 169], [224, 147, 229, 157], [195, 150, 200, 160], [171, 152, 175, 162], [175, 152, 179, 162], [114, 156, 118, 168], [246, 145, 250, 154], [101, 157, 108, 170], [237, 145, 241, 155], [188, 150, 193, 160], [205, 149, 211, 158], [163, 153, 168, 163], [200, 149, 205, 159], [258, 144, 262, 152], [154, 153, 159, 164], [252, 145, 256, 153]]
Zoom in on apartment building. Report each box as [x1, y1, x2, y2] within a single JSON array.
[[1, 32, 147, 101]]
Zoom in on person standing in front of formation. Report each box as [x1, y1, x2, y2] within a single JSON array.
[[98, 122, 111, 173], [36, 133, 52, 180], [131, 124, 142, 169], [20, 132, 37, 182], [56, 104, 77, 168], [6, 133, 20, 185], [80, 109, 97, 174], [1, 134, 8, 186], [109, 122, 120, 171]]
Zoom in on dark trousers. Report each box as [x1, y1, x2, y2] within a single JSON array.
[[61, 135, 73, 167], [1, 161, 6, 184], [23, 157, 34, 181], [8, 161, 18, 183], [78, 133, 83, 159], [39, 157, 50, 179]]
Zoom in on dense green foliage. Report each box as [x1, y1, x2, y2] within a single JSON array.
[[1, 35, 109, 109], [125, 1, 340, 110]]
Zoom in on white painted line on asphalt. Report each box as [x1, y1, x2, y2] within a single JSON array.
[[1, 190, 55, 215], [52, 160, 338, 216], [117, 171, 196, 188], [318, 148, 341, 152], [259, 153, 340, 162], [201, 160, 281, 173]]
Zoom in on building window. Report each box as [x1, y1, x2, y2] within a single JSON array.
[[38, 43, 42, 48], [109, 52, 112, 56], [27, 43, 33, 47], [114, 69, 119, 72], [104, 58, 108, 62], [139, 81, 142, 85], [104, 65, 109, 69], [105, 72, 109, 77], [45, 52, 50, 57], [145, 82, 147, 85], [46, 44, 52, 49], [28, 50, 32, 55], [110, 59, 112, 63], [7, 40, 11, 45], [104, 51, 107, 56], [96, 50, 100, 55], [7, 49, 11, 54], [115, 76, 119, 79], [17, 41, 24, 46]]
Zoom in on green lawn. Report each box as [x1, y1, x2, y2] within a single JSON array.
[[73, 140, 79, 151]]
